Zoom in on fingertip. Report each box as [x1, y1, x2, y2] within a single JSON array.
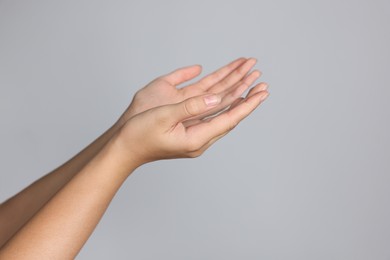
[[246, 83, 268, 98], [258, 82, 268, 91], [230, 57, 247, 67], [196, 65, 203, 74], [252, 70, 262, 78], [258, 90, 269, 101], [245, 90, 268, 103], [242, 58, 257, 70], [189, 64, 202, 73], [187, 64, 203, 78], [242, 70, 262, 87], [249, 57, 258, 65]]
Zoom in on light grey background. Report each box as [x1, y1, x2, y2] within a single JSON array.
[[1, 0, 389, 259]]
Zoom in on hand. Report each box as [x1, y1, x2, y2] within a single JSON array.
[[116, 57, 267, 126], [114, 85, 269, 167]]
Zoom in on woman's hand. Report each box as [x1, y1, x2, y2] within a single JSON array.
[[117, 57, 266, 126], [114, 84, 269, 168]]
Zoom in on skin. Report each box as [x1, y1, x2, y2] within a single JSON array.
[[0, 57, 269, 259]]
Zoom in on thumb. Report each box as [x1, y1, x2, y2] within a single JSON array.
[[169, 94, 221, 122], [162, 65, 202, 86]]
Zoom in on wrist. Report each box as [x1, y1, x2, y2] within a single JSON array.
[[114, 116, 127, 130], [104, 125, 143, 174], [116, 107, 137, 128]]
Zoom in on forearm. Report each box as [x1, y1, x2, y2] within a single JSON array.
[[0, 120, 124, 247], [0, 132, 137, 259]]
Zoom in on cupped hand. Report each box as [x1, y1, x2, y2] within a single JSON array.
[[116, 57, 266, 126], [114, 85, 269, 167]]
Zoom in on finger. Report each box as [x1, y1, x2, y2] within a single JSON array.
[[246, 82, 268, 97], [194, 82, 250, 119], [182, 101, 229, 128], [184, 81, 268, 127], [162, 65, 202, 86], [164, 94, 222, 124], [187, 131, 228, 157], [186, 90, 269, 144], [208, 69, 261, 110], [180, 71, 260, 123], [180, 83, 247, 128], [229, 97, 244, 110], [193, 57, 247, 91], [207, 58, 258, 94], [200, 131, 228, 151], [210, 68, 261, 96], [228, 82, 268, 111]]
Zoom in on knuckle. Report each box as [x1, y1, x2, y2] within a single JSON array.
[[155, 76, 168, 85], [236, 63, 247, 75], [155, 109, 170, 125], [184, 99, 201, 117], [185, 139, 203, 152], [187, 150, 203, 158], [153, 76, 163, 83], [241, 78, 249, 85], [212, 70, 223, 81], [228, 119, 239, 131], [218, 78, 230, 89]]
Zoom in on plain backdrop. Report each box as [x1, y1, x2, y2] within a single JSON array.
[[1, 0, 389, 259]]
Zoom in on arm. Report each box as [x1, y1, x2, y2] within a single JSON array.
[[0, 57, 258, 247], [0, 131, 137, 259], [0, 82, 269, 259], [0, 122, 122, 248]]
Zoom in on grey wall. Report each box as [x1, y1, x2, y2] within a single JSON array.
[[1, 0, 389, 259]]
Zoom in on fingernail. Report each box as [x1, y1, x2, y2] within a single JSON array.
[[204, 95, 221, 106]]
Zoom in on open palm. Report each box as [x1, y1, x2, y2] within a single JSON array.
[[117, 57, 267, 126]]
